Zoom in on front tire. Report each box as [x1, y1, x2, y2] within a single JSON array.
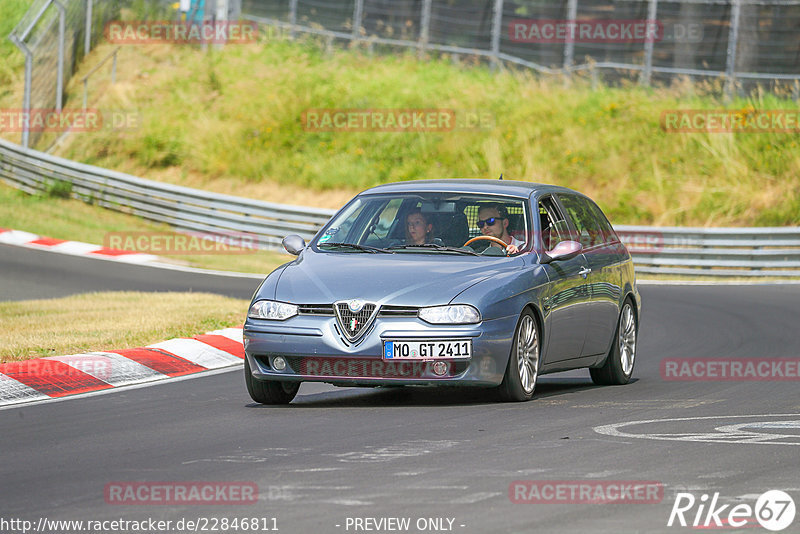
[[497, 310, 540, 402], [245, 357, 300, 404], [590, 300, 637, 385]]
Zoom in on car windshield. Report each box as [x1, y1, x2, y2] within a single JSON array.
[[315, 193, 530, 255]]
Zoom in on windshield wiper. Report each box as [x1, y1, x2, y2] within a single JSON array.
[[318, 242, 393, 253], [387, 243, 480, 256]]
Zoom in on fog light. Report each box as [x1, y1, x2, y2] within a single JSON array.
[[272, 356, 287, 371], [432, 361, 448, 376]]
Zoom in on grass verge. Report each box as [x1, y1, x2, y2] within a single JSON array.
[[50, 32, 800, 226], [0, 291, 249, 362], [0, 183, 293, 274]]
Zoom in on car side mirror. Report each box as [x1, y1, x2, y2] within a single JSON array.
[[540, 240, 582, 264], [282, 235, 306, 256]]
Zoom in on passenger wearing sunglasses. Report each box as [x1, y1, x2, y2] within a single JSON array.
[[477, 204, 522, 254]]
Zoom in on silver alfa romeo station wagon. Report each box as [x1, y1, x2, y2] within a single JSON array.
[[244, 179, 640, 404]]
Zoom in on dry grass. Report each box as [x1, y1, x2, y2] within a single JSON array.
[[49, 37, 800, 226], [3, 10, 799, 225], [0, 291, 248, 362]]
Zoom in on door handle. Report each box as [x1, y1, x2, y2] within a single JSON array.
[[579, 266, 592, 278]]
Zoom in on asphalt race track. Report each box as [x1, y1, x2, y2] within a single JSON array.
[[2, 246, 800, 533], [0, 244, 260, 301]]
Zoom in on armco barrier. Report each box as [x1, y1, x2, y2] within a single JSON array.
[[1, 137, 798, 277], [0, 137, 332, 249]]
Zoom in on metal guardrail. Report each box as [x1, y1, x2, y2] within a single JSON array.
[[615, 226, 800, 277], [0, 137, 333, 249], [1, 137, 799, 277]]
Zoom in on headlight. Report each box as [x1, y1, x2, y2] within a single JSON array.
[[248, 300, 298, 320], [418, 305, 480, 324]]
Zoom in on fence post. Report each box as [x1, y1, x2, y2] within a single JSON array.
[[640, 0, 658, 86], [215, 0, 228, 48], [563, 0, 577, 74], [326, 34, 334, 56], [490, 0, 504, 69], [53, 0, 66, 111], [10, 37, 33, 148], [724, 0, 741, 100], [352, 0, 364, 41], [418, 0, 432, 58], [289, 0, 297, 40], [85, 0, 93, 56]]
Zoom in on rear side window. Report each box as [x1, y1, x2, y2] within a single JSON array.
[[585, 199, 620, 244], [558, 194, 605, 248]]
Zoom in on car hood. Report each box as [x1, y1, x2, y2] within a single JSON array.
[[272, 250, 523, 306]]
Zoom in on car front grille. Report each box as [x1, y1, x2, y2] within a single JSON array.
[[298, 304, 335, 315], [297, 304, 419, 318], [335, 302, 377, 341], [378, 305, 418, 317]]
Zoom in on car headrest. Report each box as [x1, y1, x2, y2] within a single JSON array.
[[435, 212, 469, 247]]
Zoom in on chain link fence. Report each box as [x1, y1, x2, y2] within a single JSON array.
[[6, 0, 178, 149], [242, 0, 800, 97], [8, 0, 124, 148], [8, 0, 798, 150]]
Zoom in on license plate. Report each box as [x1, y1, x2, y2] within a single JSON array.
[[383, 340, 472, 360]]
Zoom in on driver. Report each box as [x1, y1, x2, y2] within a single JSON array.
[[477, 204, 522, 254]]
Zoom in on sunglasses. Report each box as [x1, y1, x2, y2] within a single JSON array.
[[477, 217, 505, 228]]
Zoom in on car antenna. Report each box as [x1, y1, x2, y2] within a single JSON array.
[[498, 173, 503, 180]]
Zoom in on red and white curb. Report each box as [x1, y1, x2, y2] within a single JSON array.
[[0, 228, 159, 264], [0, 327, 245, 407]]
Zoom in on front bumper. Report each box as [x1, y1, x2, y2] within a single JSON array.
[[244, 313, 518, 387]]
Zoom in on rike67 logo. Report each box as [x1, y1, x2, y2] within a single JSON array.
[[668, 490, 796, 531]]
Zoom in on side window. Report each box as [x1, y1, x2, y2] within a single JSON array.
[[538, 196, 568, 250], [372, 199, 403, 240], [558, 194, 604, 249], [361, 198, 403, 244], [586, 199, 620, 245]]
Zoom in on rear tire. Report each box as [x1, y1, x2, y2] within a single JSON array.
[[590, 300, 637, 385], [497, 310, 540, 402], [244, 357, 300, 404]]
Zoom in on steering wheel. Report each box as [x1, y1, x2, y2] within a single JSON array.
[[464, 235, 509, 252]]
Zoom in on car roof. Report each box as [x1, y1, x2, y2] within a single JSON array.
[[359, 179, 580, 198]]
